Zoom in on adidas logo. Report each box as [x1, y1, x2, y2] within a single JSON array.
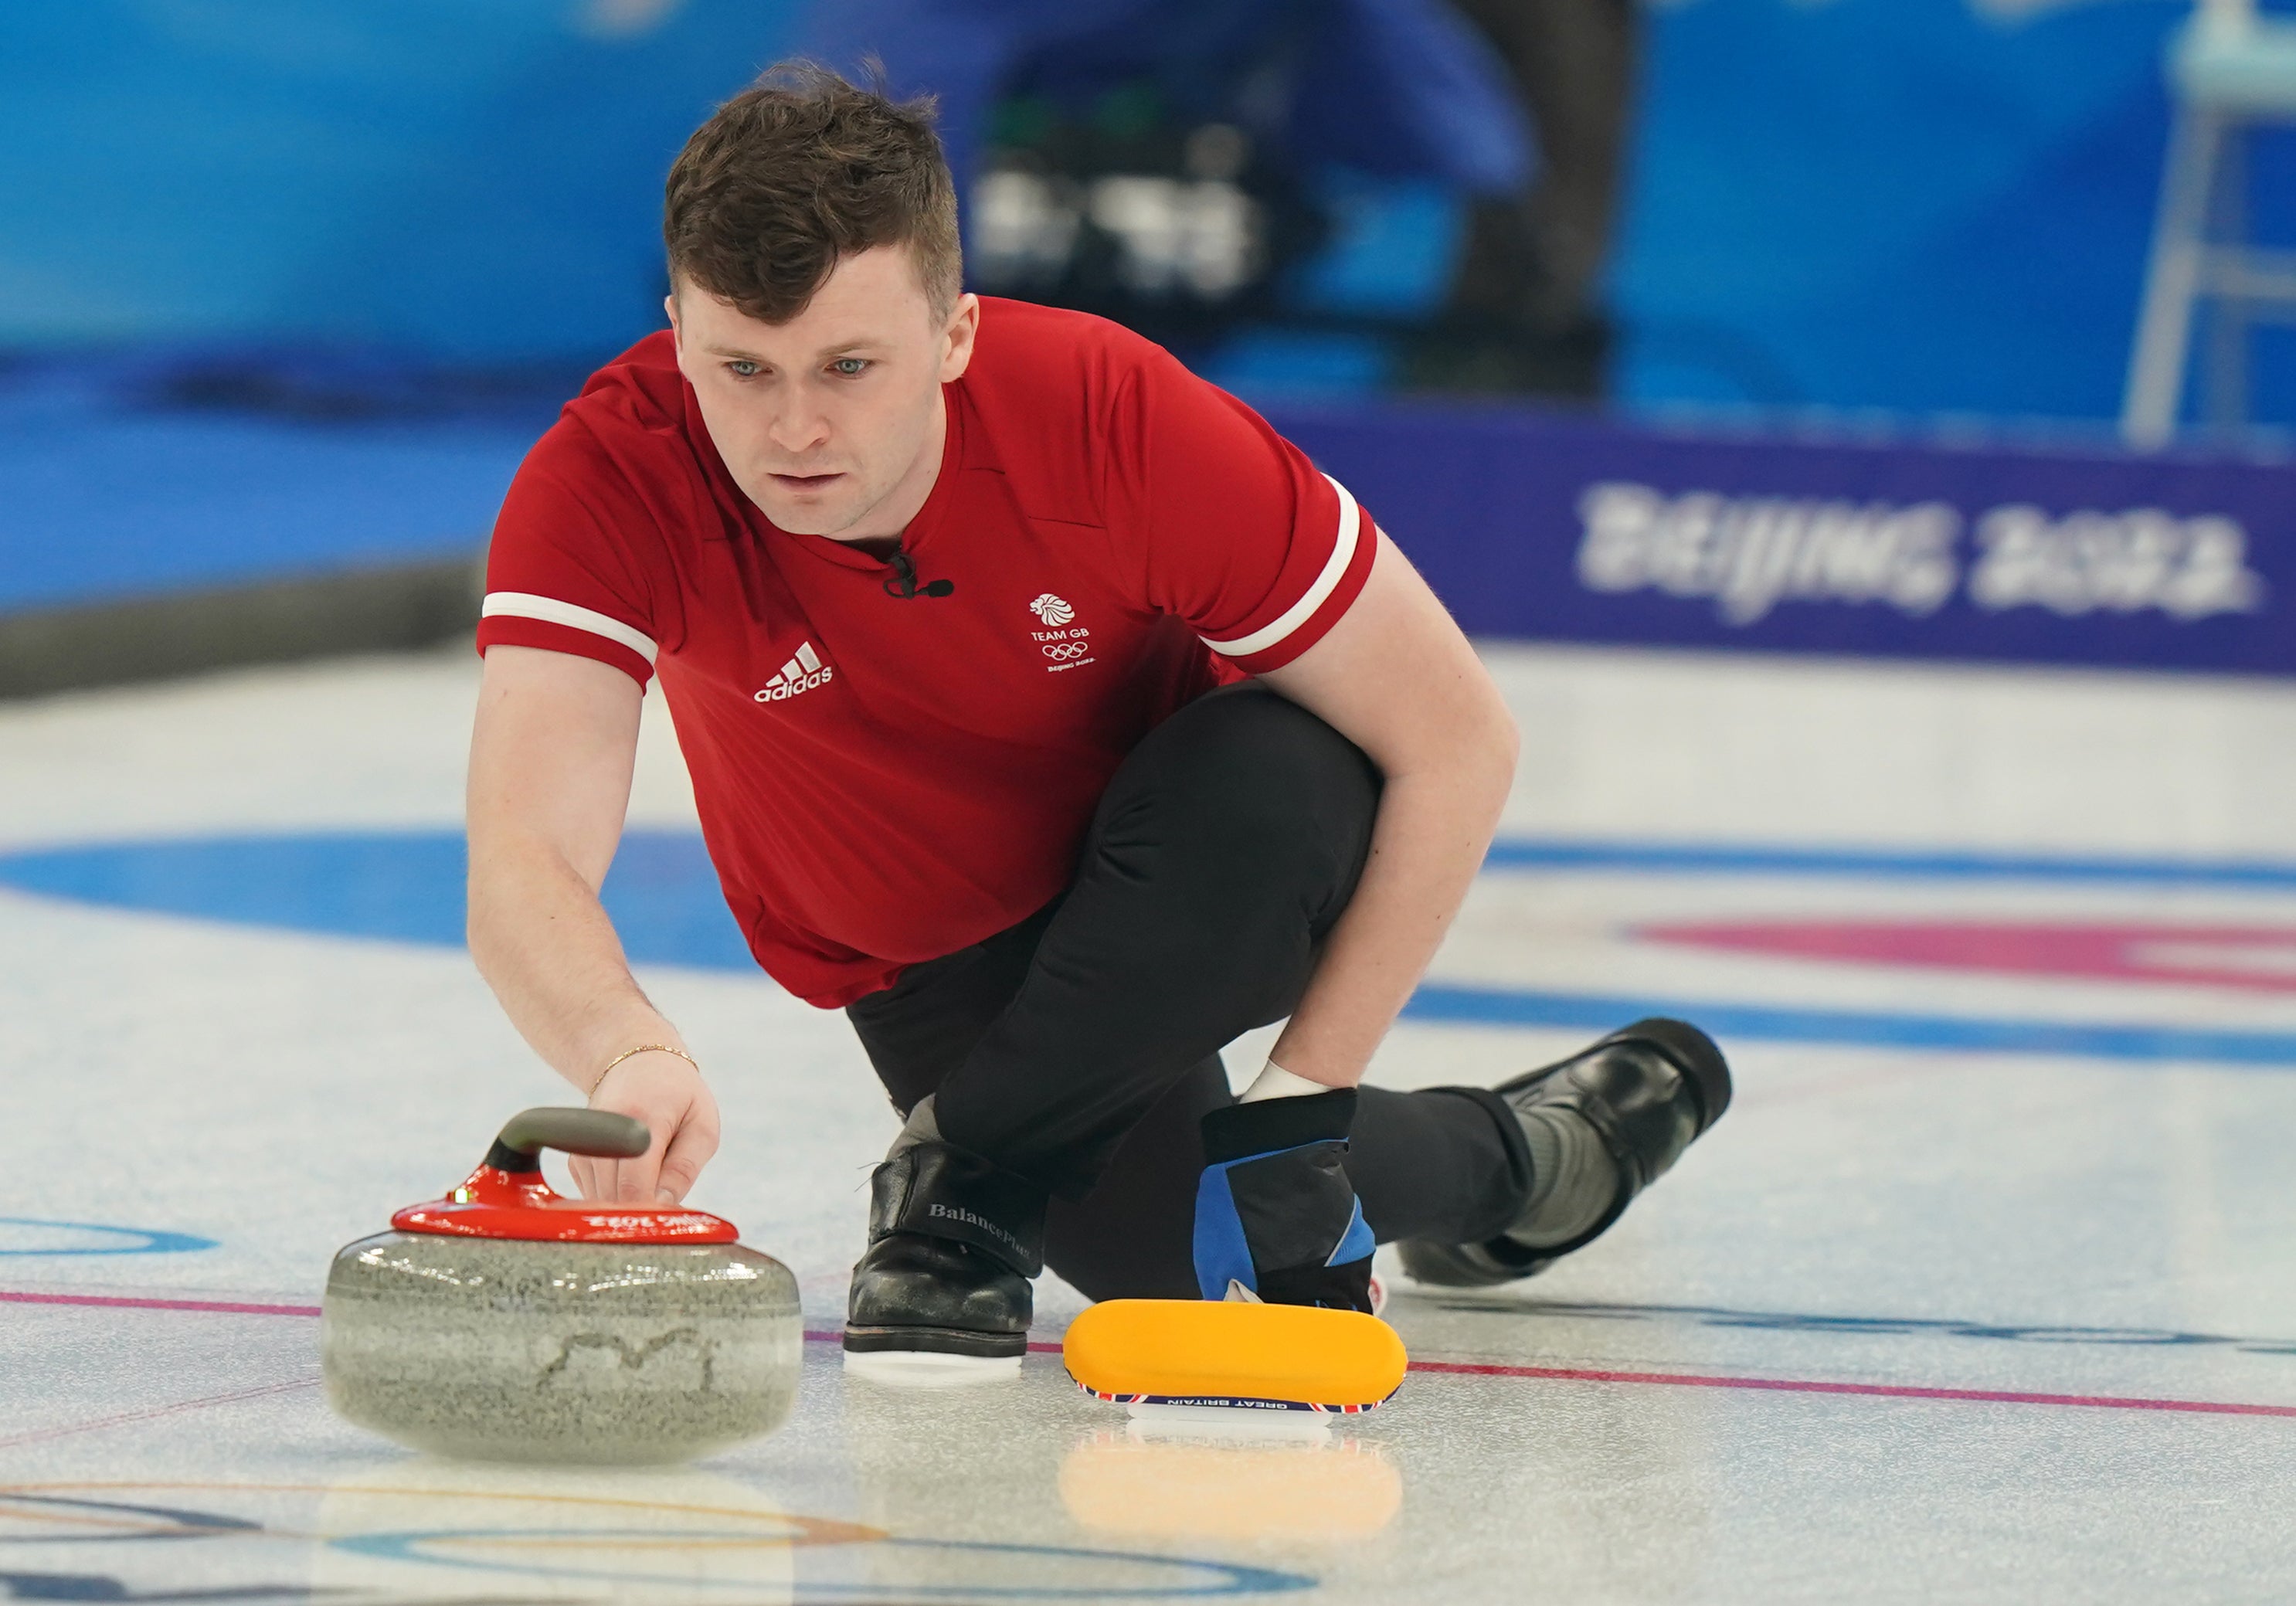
[[753, 640, 834, 702]]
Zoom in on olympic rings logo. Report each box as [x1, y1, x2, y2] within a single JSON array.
[[1042, 643, 1090, 660]]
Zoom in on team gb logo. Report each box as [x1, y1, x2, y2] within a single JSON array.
[[1029, 593, 1075, 626]]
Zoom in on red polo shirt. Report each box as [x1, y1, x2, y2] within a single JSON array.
[[477, 298, 1377, 1007]]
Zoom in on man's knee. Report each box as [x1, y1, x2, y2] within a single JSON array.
[[1109, 687, 1380, 885]]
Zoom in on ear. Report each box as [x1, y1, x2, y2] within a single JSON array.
[[939, 294, 980, 384]]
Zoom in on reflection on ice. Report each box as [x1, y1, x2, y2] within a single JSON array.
[[1121, 1400, 1337, 1441], [311, 1460, 847, 1603], [1060, 1428, 1403, 1543]]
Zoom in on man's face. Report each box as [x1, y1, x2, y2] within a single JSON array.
[[668, 246, 976, 539]]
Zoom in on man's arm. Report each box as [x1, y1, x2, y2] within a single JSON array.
[[1255, 533, 1519, 1087], [466, 644, 720, 1203]]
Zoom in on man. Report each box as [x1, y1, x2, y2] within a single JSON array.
[[467, 64, 1729, 1366]]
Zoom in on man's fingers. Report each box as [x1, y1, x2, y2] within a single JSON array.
[[577, 1056, 715, 1204], [615, 1134, 664, 1203], [654, 1119, 719, 1204], [569, 1154, 596, 1199]]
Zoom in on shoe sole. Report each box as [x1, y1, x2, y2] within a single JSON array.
[[843, 1349, 1024, 1387], [843, 1323, 1027, 1360]]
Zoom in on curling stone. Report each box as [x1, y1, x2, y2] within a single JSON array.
[[322, 1107, 802, 1465]]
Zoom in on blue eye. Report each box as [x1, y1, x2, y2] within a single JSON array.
[[830, 358, 870, 378], [725, 360, 760, 379]]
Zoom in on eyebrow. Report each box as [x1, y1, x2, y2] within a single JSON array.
[[702, 341, 881, 362]]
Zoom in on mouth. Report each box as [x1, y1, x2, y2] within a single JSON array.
[[769, 470, 845, 493]]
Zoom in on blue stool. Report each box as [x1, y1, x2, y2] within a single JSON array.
[[2121, 0, 2296, 446]]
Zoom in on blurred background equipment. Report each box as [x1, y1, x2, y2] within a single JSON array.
[[800, 0, 1548, 372], [1405, 0, 1638, 397], [1, 0, 2292, 695], [2122, 0, 2296, 444], [898, 0, 1641, 398]]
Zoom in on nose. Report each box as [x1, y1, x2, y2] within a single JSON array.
[[764, 392, 830, 459]]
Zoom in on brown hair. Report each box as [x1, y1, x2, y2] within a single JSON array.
[[663, 61, 962, 327]]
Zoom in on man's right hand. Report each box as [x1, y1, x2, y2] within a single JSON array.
[[572, 1050, 722, 1205]]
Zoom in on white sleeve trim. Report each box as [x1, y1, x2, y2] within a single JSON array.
[[481, 592, 659, 665], [1198, 474, 1365, 660]]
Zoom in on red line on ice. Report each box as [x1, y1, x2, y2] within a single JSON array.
[[12, 1292, 2294, 1421], [1404, 1358, 2296, 1418], [0, 1289, 321, 1317], [0, 1377, 321, 1451], [1638, 917, 2296, 995]]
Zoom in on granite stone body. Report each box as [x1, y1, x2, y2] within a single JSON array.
[[321, 1231, 803, 1464]]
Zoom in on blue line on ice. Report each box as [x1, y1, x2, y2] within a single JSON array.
[[5, 830, 2294, 1066], [1402, 986, 2296, 1066], [0, 1217, 217, 1257], [329, 1526, 1318, 1596]]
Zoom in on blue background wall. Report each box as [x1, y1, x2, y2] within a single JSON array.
[[1615, 0, 2296, 423], [0, 1, 800, 359], [3, 0, 2281, 425]]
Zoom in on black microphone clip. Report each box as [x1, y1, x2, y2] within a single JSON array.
[[884, 549, 955, 599]]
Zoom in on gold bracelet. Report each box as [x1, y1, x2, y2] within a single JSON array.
[[590, 1043, 698, 1096]]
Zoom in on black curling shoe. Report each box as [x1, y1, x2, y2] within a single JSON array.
[[844, 1232, 1032, 1359], [844, 1134, 1047, 1361], [1398, 1017, 1731, 1289]]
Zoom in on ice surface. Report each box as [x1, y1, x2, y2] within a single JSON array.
[[4, 642, 2295, 1601]]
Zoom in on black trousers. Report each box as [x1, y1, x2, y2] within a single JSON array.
[[844, 684, 1532, 1301]]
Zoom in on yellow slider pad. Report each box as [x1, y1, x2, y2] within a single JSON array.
[[1064, 1299, 1409, 1414]]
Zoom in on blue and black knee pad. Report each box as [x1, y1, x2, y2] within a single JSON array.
[[1193, 1088, 1377, 1312]]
